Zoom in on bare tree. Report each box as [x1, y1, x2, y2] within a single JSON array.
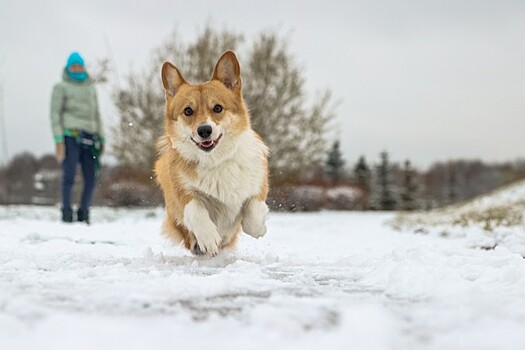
[[243, 32, 334, 176], [112, 25, 335, 178], [6, 152, 38, 185], [112, 69, 166, 170], [89, 58, 111, 84], [4, 152, 39, 203], [112, 27, 242, 171], [38, 154, 60, 170]]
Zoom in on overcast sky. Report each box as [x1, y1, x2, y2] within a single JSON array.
[[1, 0, 524, 169]]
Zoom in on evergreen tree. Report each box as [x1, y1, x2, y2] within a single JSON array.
[[353, 155, 371, 210], [400, 160, 418, 211], [325, 140, 345, 184], [354, 156, 371, 192], [376, 151, 397, 210]]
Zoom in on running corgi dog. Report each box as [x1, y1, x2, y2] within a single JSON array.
[[155, 51, 269, 256]]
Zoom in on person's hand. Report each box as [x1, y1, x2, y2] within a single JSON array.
[[55, 142, 65, 163]]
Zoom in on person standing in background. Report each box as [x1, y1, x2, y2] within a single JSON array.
[[50, 52, 104, 224]]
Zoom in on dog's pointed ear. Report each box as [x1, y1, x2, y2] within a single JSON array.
[[212, 51, 241, 92], [161, 62, 186, 97]]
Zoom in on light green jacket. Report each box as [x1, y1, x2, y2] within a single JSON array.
[[50, 70, 104, 144]]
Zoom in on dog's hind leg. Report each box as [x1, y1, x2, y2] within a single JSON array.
[[162, 215, 184, 244]]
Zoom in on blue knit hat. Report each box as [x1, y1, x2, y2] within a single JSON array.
[[65, 52, 87, 81], [66, 52, 85, 68]]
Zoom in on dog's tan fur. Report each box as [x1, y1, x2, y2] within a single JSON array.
[[155, 51, 269, 256]]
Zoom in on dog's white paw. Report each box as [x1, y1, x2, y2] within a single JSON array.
[[184, 200, 221, 256], [242, 199, 269, 238], [193, 230, 222, 256], [244, 221, 267, 238]]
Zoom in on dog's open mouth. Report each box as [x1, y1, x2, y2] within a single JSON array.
[[192, 134, 222, 152]]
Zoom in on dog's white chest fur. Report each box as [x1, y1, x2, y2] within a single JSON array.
[[186, 130, 267, 227]]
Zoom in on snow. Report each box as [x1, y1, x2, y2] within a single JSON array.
[[1, 205, 525, 350], [391, 179, 525, 256]]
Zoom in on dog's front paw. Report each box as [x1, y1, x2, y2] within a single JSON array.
[[242, 200, 269, 238], [184, 200, 222, 256], [191, 241, 204, 256], [243, 221, 267, 238], [194, 230, 222, 256]]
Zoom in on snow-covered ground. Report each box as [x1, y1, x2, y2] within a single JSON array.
[[1, 205, 525, 350], [391, 178, 525, 256]]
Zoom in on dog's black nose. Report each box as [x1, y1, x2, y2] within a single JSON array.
[[197, 125, 213, 139]]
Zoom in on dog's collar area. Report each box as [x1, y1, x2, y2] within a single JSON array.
[[191, 134, 223, 152]]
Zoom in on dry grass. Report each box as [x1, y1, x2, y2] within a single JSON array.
[[391, 180, 525, 233]]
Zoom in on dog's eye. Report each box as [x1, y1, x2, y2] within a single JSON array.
[[213, 104, 223, 113], [183, 107, 193, 116]]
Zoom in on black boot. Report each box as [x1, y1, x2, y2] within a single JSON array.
[[77, 208, 90, 225], [61, 207, 73, 223]]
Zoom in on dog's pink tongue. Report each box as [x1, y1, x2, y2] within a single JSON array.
[[200, 140, 214, 148]]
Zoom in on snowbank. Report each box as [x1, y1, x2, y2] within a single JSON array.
[[391, 179, 525, 256]]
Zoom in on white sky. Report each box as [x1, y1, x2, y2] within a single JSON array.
[[1, 0, 524, 169]]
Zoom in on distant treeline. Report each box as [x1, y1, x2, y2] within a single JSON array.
[[1, 148, 524, 212], [0, 26, 337, 210], [322, 142, 525, 211], [2, 26, 524, 211]]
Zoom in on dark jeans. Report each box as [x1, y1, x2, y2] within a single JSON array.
[[61, 133, 96, 211]]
